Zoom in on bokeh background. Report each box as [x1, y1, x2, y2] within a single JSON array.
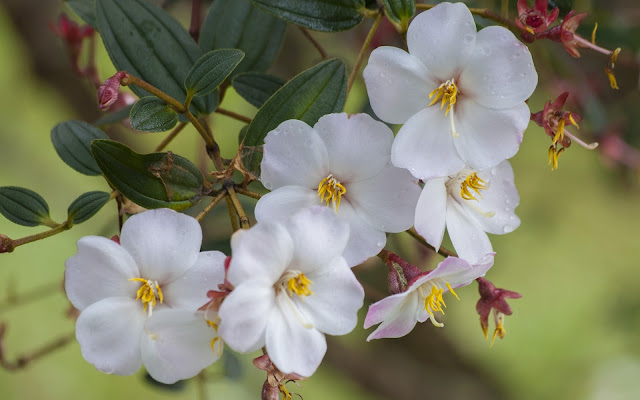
[[0, 0, 639, 399]]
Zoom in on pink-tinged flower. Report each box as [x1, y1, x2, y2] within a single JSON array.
[[516, 0, 559, 35], [50, 14, 94, 74], [364, 2, 537, 179], [65, 209, 226, 383], [219, 207, 364, 377], [256, 113, 421, 267], [415, 161, 520, 264], [364, 254, 495, 340], [476, 277, 521, 346], [97, 71, 127, 110]]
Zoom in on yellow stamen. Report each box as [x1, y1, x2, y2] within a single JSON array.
[[446, 282, 460, 300], [287, 273, 313, 297], [460, 173, 488, 201], [525, 26, 535, 35], [568, 114, 579, 129], [591, 22, 598, 45], [548, 146, 564, 171], [129, 278, 163, 314], [207, 318, 223, 357], [280, 384, 292, 400], [429, 79, 460, 138], [490, 313, 507, 347], [317, 174, 347, 211], [552, 119, 565, 144], [605, 48, 621, 90]]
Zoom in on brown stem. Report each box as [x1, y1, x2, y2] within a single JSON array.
[[226, 186, 250, 229], [11, 221, 73, 249], [406, 227, 457, 258], [0, 324, 75, 371], [225, 196, 240, 232], [189, 0, 202, 43], [298, 27, 328, 59], [234, 187, 262, 200], [347, 11, 383, 96], [0, 281, 61, 313], [154, 122, 187, 152], [195, 190, 228, 222], [215, 107, 253, 124]]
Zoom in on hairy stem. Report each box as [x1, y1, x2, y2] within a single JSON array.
[[299, 27, 328, 59], [215, 107, 253, 124], [347, 11, 383, 96]]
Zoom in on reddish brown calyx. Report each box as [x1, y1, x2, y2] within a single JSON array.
[[476, 277, 521, 346]]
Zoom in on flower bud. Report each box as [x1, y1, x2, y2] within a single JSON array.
[[516, 0, 559, 36], [475, 277, 521, 345], [382, 251, 423, 294], [97, 71, 127, 110], [0, 234, 15, 253]]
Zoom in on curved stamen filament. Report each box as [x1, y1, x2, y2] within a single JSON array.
[[129, 278, 163, 316], [317, 174, 346, 211], [429, 79, 459, 138], [419, 281, 461, 328], [460, 173, 488, 201], [287, 273, 313, 297]]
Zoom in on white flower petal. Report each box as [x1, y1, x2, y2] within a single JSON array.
[[338, 201, 386, 267], [254, 186, 319, 223], [313, 113, 393, 182], [407, 2, 476, 80], [285, 207, 350, 274], [260, 119, 329, 190], [363, 291, 408, 329], [141, 309, 218, 384], [366, 292, 420, 340], [267, 295, 327, 377], [348, 165, 421, 232], [228, 222, 293, 285], [391, 107, 466, 180], [65, 236, 139, 311], [162, 251, 226, 310], [470, 161, 521, 234], [423, 254, 494, 288], [295, 257, 364, 335], [446, 200, 493, 264], [364, 46, 438, 124], [414, 178, 448, 251], [459, 26, 537, 109], [75, 297, 145, 376], [454, 101, 530, 171], [218, 280, 275, 353], [120, 209, 202, 283]]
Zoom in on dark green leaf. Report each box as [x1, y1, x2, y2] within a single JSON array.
[[130, 97, 178, 132], [67, 191, 111, 224], [243, 59, 347, 173], [250, 0, 366, 32], [94, 104, 134, 126], [96, 0, 217, 115], [232, 73, 285, 108], [184, 49, 245, 97], [51, 120, 109, 176], [0, 187, 52, 227], [91, 140, 205, 211], [200, 0, 286, 75], [67, 0, 97, 28], [382, 0, 415, 31]]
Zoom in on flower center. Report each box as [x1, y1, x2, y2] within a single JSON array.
[[418, 281, 460, 327], [129, 278, 163, 315], [447, 171, 496, 218], [429, 79, 459, 138], [317, 174, 346, 211], [460, 172, 488, 201], [276, 270, 314, 298]]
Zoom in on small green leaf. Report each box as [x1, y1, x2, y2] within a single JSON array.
[[381, 0, 415, 32], [94, 104, 134, 126], [130, 97, 178, 133], [200, 0, 286, 76], [66, 0, 97, 28], [184, 49, 245, 97], [91, 140, 205, 211], [243, 59, 347, 173], [97, 0, 217, 115], [67, 191, 111, 224], [0, 187, 52, 227], [51, 120, 109, 176], [250, 0, 366, 32], [232, 73, 285, 108]]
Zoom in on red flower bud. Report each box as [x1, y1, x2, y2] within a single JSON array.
[[476, 277, 521, 346]]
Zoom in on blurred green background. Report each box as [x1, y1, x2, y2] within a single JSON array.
[[1, 0, 639, 399]]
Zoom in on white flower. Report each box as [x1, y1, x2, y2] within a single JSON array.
[[218, 207, 364, 377], [364, 254, 494, 340], [65, 209, 226, 384], [415, 160, 520, 264], [364, 2, 537, 179], [256, 112, 421, 266]]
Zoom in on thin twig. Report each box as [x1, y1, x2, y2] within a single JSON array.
[[215, 108, 253, 124], [226, 187, 250, 229], [0, 324, 75, 371], [234, 187, 262, 200], [406, 227, 457, 258], [225, 196, 240, 232], [0, 282, 61, 313], [154, 122, 187, 152], [347, 11, 383, 96], [195, 190, 228, 222], [298, 27, 328, 59]]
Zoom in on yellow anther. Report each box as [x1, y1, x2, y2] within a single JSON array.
[[207, 318, 223, 357], [287, 273, 313, 297], [446, 282, 460, 300], [429, 79, 458, 116], [490, 313, 507, 347], [424, 285, 446, 316], [568, 114, 579, 129], [280, 384, 292, 400], [317, 174, 347, 211], [552, 119, 565, 144], [605, 48, 622, 90], [525, 26, 535, 35], [460, 173, 488, 201], [548, 146, 564, 171], [591, 22, 598, 45], [129, 278, 163, 313]]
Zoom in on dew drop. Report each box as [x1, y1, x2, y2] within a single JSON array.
[[502, 226, 511, 233]]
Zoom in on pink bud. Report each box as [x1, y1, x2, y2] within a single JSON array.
[[98, 71, 127, 109]]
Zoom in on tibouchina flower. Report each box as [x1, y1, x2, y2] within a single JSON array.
[[218, 207, 364, 377], [256, 112, 421, 266], [364, 254, 495, 340], [65, 208, 225, 383], [414, 160, 520, 264], [364, 2, 537, 179]]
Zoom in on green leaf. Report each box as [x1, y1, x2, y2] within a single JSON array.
[[548, 0, 574, 17], [94, 104, 134, 126], [184, 49, 245, 97], [232, 73, 285, 108], [200, 0, 286, 76], [129, 97, 178, 132], [250, 0, 366, 32], [96, 0, 217, 115], [243, 59, 347, 173], [91, 140, 205, 211], [381, 0, 415, 32], [67, 191, 111, 224], [66, 0, 97, 28], [51, 120, 109, 176], [0, 187, 52, 227]]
